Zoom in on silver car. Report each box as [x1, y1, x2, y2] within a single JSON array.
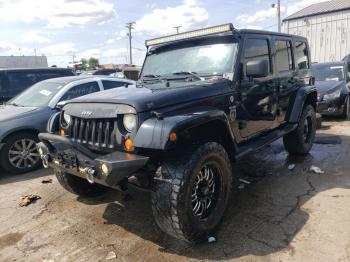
[[0, 76, 134, 174]]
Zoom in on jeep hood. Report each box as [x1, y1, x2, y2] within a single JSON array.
[[68, 80, 231, 112], [0, 105, 40, 122], [315, 80, 345, 96]]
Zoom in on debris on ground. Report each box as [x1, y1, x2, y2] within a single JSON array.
[[208, 236, 217, 243], [19, 194, 41, 207], [239, 178, 251, 184], [288, 164, 296, 171], [106, 251, 117, 260], [41, 177, 53, 184], [238, 184, 245, 190], [309, 165, 325, 174]]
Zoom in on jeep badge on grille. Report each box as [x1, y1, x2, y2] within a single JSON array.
[[81, 111, 92, 117]]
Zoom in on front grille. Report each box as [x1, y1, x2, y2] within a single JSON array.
[[68, 117, 116, 148]]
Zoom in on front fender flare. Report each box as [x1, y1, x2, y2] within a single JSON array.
[[134, 108, 236, 150]]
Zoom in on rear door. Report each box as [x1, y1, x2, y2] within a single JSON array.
[[273, 37, 297, 124], [238, 35, 279, 138]]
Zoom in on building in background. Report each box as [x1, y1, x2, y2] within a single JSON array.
[[282, 0, 350, 63], [0, 56, 48, 68]]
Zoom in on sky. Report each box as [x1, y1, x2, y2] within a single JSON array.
[[0, 0, 328, 67]]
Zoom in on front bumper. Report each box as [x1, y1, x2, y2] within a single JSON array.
[[317, 97, 345, 116], [37, 133, 149, 189]]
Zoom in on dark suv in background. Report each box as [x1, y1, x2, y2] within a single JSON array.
[[0, 68, 74, 103], [38, 24, 317, 242]]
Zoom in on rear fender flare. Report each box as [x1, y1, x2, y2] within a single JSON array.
[[288, 85, 317, 123]]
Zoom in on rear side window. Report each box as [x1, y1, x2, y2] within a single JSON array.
[[244, 38, 271, 73], [295, 41, 310, 70], [6, 71, 38, 96], [102, 80, 126, 90], [275, 40, 293, 72], [60, 81, 100, 101]]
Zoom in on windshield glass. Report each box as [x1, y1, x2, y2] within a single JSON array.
[[8, 81, 64, 107], [141, 42, 238, 84], [312, 65, 345, 81]]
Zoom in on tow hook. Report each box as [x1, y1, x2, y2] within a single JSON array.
[[79, 167, 96, 184]]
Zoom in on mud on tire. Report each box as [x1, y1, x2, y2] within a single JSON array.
[[151, 142, 232, 242], [283, 104, 316, 155], [56, 171, 110, 198]]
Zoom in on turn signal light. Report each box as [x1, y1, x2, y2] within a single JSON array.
[[169, 132, 177, 142], [124, 138, 133, 151], [59, 129, 65, 136]]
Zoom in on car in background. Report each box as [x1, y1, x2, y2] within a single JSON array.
[[0, 76, 134, 174], [82, 68, 120, 76], [312, 61, 350, 118], [0, 68, 75, 104]]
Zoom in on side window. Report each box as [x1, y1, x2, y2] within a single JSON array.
[[295, 41, 310, 70], [6, 71, 38, 96], [275, 40, 293, 72], [60, 82, 100, 101], [244, 38, 271, 74], [102, 80, 126, 90], [36, 71, 69, 82]]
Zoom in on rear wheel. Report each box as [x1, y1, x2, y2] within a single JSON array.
[[56, 171, 110, 197], [151, 142, 232, 242], [0, 132, 41, 174], [283, 105, 316, 155]]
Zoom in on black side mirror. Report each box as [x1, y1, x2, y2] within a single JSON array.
[[246, 59, 269, 78]]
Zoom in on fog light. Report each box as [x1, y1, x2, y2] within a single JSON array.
[[101, 163, 110, 175], [38, 147, 44, 156], [124, 138, 133, 151]]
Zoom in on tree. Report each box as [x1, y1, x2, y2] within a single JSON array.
[[80, 58, 88, 70], [88, 57, 99, 69]]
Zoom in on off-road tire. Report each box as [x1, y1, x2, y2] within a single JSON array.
[[151, 142, 232, 242], [283, 104, 316, 155], [56, 171, 110, 197], [0, 132, 41, 174], [341, 96, 349, 119]]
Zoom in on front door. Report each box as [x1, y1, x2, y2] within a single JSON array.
[[237, 36, 279, 138]]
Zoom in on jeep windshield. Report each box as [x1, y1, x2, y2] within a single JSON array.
[[140, 38, 238, 88]]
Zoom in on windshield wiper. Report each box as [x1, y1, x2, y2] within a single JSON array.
[[171, 71, 205, 81]]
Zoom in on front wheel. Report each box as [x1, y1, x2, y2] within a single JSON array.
[[283, 104, 316, 155], [151, 142, 232, 242], [341, 96, 349, 119]]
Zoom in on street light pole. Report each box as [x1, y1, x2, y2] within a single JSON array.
[[126, 22, 135, 65], [272, 0, 282, 32], [174, 26, 182, 34]]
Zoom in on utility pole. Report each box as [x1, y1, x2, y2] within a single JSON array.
[[72, 54, 76, 63], [174, 26, 182, 34], [126, 22, 135, 65], [272, 0, 281, 32]]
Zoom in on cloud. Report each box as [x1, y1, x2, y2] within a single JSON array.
[[0, 42, 16, 53], [237, 0, 328, 27], [41, 42, 77, 56], [134, 0, 208, 36], [106, 39, 116, 44], [0, 0, 116, 28], [78, 48, 101, 59], [21, 31, 51, 44]]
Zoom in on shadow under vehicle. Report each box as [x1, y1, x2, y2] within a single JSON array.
[[37, 24, 317, 243]]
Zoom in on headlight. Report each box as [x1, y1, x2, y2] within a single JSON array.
[[62, 112, 72, 126], [123, 114, 137, 132], [323, 90, 341, 101]]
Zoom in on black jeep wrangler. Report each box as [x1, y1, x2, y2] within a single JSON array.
[[37, 24, 317, 242]]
